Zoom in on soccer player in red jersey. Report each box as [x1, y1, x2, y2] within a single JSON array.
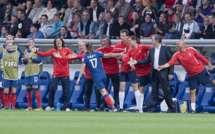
[[95, 35, 120, 111], [32, 37, 74, 111], [111, 29, 139, 112], [121, 36, 152, 112], [157, 40, 215, 113]]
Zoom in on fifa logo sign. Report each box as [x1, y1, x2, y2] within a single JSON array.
[[5, 61, 18, 67]]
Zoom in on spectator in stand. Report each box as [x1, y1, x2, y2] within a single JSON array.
[[139, 14, 155, 39], [212, 3, 215, 12], [129, 10, 142, 37], [153, 13, 172, 38], [64, 0, 74, 26], [68, 12, 81, 39], [88, 0, 105, 23], [208, 13, 214, 24], [164, 14, 184, 39], [78, 10, 94, 39], [90, 12, 106, 39], [3, 2, 17, 25], [59, 5, 67, 21], [0, 25, 10, 38], [168, 7, 175, 23], [11, 9, 32, 38], [115, 16, 129, 39], [159, 0, 177, 12], [104, 11, 118, 39], [49, 13, 65, 38], [117, 0, 132, 20], [81, 0, 91, 7], [59, 26, 72, 39], [105, 0, 118, 19], [0, 5, 4, 35], [10, 15, 17, 29], [28, 0, 45, 24], [142, 0, 156, 7], [38, 0, 58, 24], [181, 12, 199, 39], [141, 2, 156, 22], [39, 14, 52, 38], [194, 0, 212, 27], [72, 0, 86, 14], [25, 0, 33, 18], [128, 0, 144, 22], [175, 0, 192, 23], [27, 24, 44, 39]]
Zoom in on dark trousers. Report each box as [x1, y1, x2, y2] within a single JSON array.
[[84, 78, 101, 109], [151, 70, 173, 109], [48, 76, 70, 109]]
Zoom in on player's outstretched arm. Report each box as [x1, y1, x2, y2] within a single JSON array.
[[76, 63, 86, 85], [128, 60, 137, 65], [208, 63, 213, 70], [157, 63, 170, 71], [103, 53, 126, 58]]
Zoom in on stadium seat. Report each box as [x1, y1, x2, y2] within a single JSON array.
[[124, 82, 136, 108], [169, 73, 179, 97], [53, 81, 64, 109]]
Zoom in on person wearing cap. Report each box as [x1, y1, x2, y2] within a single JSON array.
[[27, 24, 44, 39]]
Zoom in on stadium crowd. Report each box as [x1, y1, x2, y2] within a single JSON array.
[[0, 0, 215, 39]]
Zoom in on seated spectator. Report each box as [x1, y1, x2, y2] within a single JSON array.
[[28, 0, 45, 24], [11, 9, 32, 38], [27, 24, 44, 39], [139, 14, 155, 39], [0, 6, 4, 35], [3, 2, 17, 24], [16, 29, 24, 38], [175, 0, 192, 23], [181, 12, 199, 39], [59, 26, 72, 39], [115, 16, 129, 39], [142, 0, 156, 8], [141, 2, 156, 22], [59, 5, 67, 21], [153, 13, 172, 38], [168, 7, 175, 23], [90, 12, 107, 39], [208, 13, 214, 24], [105, 0, 118, 19], [0, 25, 10, 38], [194, 0, 212, 27], [164, 14, 184, 39], [10, 15, 17, 29], [78, 10, 94, 39], [104, 11, 118, 39], [89, 0, 105, 22], [128, 0, 144, 22], [64, 0, 74, 26], [68, 12, 81, 39], [38, 0, 58, 24], [49, 13, 65, 38], [25, 0, 33, 18], [39, 14, 52, 38], [129, 11, 142, 37], [212, 3, 215, 13], [117, 0, 132, 20], [72, 0, 86, 15]]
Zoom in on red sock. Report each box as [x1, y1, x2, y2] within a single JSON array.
[[26, 91, 32, 108], [12, 94, 17, 107], [0, 91, 4, 106], [3, 93, 8, 107], [104, 94, 114, 109], [34, 91, 41, 107], [8, 90, 12, 107]]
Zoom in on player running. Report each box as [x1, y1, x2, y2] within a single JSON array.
[[121, 36, 152, 112], [23, 39, 43, 110], [157, 40, 215, 113]]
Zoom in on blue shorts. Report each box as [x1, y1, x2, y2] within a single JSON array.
[[138, 74, 151, 87], [25, 74, 39, 86], [0, 70, 3, 81], [93, 74, 107, 90], [3, 79, 18, 88], [188, 69, 213, 90], [120, 71, 138, 83]]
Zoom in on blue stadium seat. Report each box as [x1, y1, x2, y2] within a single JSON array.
[[53, 81, 64, 108], [89, 86, 98, 109], [124, 82, 136, 108], [169, 73, 179, 97]]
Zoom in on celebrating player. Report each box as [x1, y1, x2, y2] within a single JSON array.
[[23, 39, 43, 110], [121, 36, 152, 112], [157, 40, 215, 113]]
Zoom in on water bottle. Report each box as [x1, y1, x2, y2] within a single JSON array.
[[57, 102, 60, 111]]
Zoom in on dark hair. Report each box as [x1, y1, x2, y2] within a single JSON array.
[[105, 11, 114, 18], [106, 0, 116, 7], [129, 36, 140, 44], [28, 38, 35, 43], [132, 10, 139, 15], [41, 14, 48, 19], [83, 9, 90, 15], [118, 15, 125, 20], [120, 29, 129, 36], [54, 37, 65, 49], [160, 12, 168, 21], [60, 26, 67, 30], [54, 13, 60, 18], [92, 0, 98, 4], [185, 12, 193, 17], [209, 13, 215, 18], [85, 42, 94, 55], [175, 0, 183, 5], [17, 9, 26, 16], [6, 1, 13, 6], [73, 12, 82, 20], [100, 35, 111, 45], [11, 15, 17, 18], [2, 25, 10, 33], [47, 0, 55, 8], [153, 34, 162, 43]]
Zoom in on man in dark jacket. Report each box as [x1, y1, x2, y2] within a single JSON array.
[[59, 26, 72, 39], [139, 14, 155, 39], [129, 10, 142, 38], [104, 11, 118, 39], [89, 0, 104, 22]]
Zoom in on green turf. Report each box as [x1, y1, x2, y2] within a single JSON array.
[[0, 110, 215, 134]]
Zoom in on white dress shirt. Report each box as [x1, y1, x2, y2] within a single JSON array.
[[153, 45, 161, 69], [93, 7, 98, 22], [106, 19, 113, 37]]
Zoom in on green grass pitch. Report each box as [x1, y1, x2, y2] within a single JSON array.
[[0, 110, 215, 134]]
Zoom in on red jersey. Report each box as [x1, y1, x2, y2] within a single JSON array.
[[36, 47, 73, 77], [121, 44, 152, 76], [111, 41, 132, 72], [71, 52, 92, 79], [95, 45, 119, 74], [167, 47, 210, 77]]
